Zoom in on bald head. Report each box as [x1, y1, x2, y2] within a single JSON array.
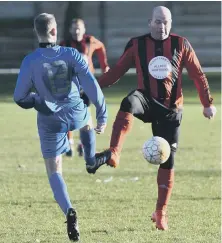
[[150, 6, 172, 40], [152, 6, 172, 20]]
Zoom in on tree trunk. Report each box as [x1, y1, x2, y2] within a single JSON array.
[[63, 1, 83, 40]]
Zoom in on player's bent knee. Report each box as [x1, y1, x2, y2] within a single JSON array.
[[170, 143, 177, 153], [120, 97, 131, 112], [80, 115, 93, 131], [160, 145, 177, 169], [44, 155, 62, 177], [120, 96, 138, 114]]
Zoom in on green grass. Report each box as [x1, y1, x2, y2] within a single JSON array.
[[0, 74, 221, 243]]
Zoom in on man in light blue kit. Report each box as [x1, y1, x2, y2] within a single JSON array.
[[14, 13, 111, 242]]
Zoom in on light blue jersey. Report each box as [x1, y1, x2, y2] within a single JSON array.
[[14, 45, 107, 124], [14, 45, 107, 158]]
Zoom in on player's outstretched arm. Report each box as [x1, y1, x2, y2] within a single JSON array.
[[72, 49, 108, 129], [93, 36, 109, 73], [183, 38, 216, 119], [14, 57, 37, 109], [98, 39, 135, 88]]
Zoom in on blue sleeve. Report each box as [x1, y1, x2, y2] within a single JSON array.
[[14, 56, 37, 109], [71, 49, 108, 124]]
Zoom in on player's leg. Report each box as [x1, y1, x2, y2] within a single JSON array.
[[78, 114, 111, 174], [38, 115, 80, 241], [77, 91, 92, 157], [66, 131, 74, 157], [66, 90, 91, 158], [106, 90, 151, 167], [45, 155, 72, 214], [151, 112, 182, 230], [79, 115, 95, 166], [45, 155, 80, 241], [77, 89, 146, 174]]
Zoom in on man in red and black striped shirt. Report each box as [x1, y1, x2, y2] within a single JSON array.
[[96, 6, 217, 230], [60, 18, 109, 157]]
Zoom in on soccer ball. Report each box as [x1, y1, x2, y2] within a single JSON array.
[[142, 136, 171, 165]]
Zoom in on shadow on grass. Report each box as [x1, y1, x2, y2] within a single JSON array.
[[91, 228, 136, 234], [91, 229, 109, 234], [0, 192, 219, 209], [173, 196, 220, 201], [89, 169, 221, 178]]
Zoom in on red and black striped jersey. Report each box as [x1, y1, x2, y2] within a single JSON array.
[[60, 34, 109, 74], [98, 33, 213, 108]]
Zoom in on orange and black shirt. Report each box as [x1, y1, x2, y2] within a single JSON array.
[[60, 34, 109, 74], [99, 33, 213, 108]]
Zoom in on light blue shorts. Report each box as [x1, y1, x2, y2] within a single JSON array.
[[37, 104, 89, 159]]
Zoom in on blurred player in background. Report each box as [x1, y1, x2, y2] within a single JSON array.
[[60, 18, 110, 157], [14, 13, 109, 241], [95, 6, 217, 230]]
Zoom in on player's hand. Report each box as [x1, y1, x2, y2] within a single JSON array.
[[104, 66, 110, 73], [30, 92, 37, 98], [94, 123, 107, 134], [203, 105, 217, 119]]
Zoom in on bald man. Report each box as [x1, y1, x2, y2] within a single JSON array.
[[95, 6, 216, 230]]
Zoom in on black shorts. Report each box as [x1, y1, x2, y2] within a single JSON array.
[[120, 89, 182, 146], [121, 89, 182, 123], [80, 90, 91, 107]]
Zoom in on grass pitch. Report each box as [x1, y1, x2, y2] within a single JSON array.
[[0, 73, 220, 243]]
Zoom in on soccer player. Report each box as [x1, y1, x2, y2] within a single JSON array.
[[60, 18, 110, 157], [14, 13, 109, 241], [95, 6, 217, 230]]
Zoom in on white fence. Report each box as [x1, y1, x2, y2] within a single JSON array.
[[0, 67, 221, 76]]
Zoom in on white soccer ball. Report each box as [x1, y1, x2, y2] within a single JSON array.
[[142, 136, 171, 165]]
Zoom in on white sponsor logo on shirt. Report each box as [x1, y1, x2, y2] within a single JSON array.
[[148, 56, 172, 79]]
